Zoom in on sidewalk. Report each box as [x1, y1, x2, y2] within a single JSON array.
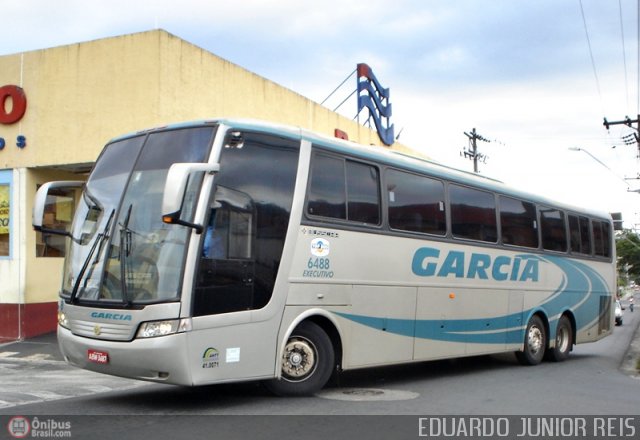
[[620, 293, 640, 376], [0, 332, 63, 362], [0, 332, 146, 411]]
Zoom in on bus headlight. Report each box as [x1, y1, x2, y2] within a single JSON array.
[[136, 318, 192, 339], [58, 311, 70, 329]]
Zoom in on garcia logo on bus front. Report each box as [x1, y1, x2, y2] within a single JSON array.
[[412, 246, 539, 282]]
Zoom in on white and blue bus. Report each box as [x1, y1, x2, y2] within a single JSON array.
[[33, 119, 615, 395]]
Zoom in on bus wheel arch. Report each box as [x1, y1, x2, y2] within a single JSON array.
[[306, 315, 343, 373], [265, 317, 340, 396], [516, 312, 548, 366], [545, 313, 574, 362]]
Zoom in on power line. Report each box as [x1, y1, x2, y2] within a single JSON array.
[[579, 0, 606, 115], [619, 0, 630, 113]]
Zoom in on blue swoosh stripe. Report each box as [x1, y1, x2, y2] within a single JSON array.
[[335, 255, 610, 345]]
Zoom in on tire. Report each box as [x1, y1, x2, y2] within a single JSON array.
[[544, 315, 572, 362], [264, 321, 335, 396], [516, 315, 546, 366]]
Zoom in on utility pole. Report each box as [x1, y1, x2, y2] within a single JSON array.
[[602, 116, 640, 190], [603, 115, 640, 155], [461, 128, 490, 173]]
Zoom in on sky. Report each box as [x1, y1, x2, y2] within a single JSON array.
[[3, 0, 640, 228]]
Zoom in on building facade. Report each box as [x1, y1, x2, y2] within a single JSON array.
[[0, 30, 413, 341]]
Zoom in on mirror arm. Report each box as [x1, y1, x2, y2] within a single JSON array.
[[162, 214, 204, 234], [161, 162, 219, 233]]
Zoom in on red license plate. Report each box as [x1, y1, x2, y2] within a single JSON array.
[[87, 349, 109, 364]]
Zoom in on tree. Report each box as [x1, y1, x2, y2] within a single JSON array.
[[616, 230, 640, 285]]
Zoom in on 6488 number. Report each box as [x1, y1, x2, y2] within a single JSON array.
[[307, 257, 330, 270]]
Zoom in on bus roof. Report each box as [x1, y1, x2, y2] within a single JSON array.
[[110, 118, 613, 222]]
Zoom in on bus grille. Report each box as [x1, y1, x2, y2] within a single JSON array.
[[71, 319, 135, 341]]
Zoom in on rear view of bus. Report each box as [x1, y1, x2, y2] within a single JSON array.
[[33, 121, 303, 389]]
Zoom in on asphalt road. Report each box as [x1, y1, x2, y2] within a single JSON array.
[[1, 298, 639, 439]]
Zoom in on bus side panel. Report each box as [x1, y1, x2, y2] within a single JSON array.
[[282, 285, 417, 370], [345, 285, 416, 368], [506, 290, 525, 351], [414, 286, 466, 361], [187, 315, 281, 385], [456, 287, 510, 356]]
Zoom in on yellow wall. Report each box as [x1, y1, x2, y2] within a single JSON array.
[[0, 30, 412, 172], [0, 29, 415, 307]]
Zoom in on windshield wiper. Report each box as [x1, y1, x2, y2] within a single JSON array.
[[119, 204, 134, 307], [69, 209, 115, 304]]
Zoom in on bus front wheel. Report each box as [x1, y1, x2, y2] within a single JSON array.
[[265, 321, 335, 396], [516, 315, 546, 366]]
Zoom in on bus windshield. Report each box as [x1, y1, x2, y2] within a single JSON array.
[[62, 126, 216, 305]]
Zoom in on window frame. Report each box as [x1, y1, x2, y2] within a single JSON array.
[[305, 150, 383, 228], [448, 182, 498, 243], [498, 195, 539, 249], [302, 147, 613, 263], [385, 167, 447, 237], [592, 219, 612, 259], [539, 205, 568, 253], [568, 213, 593, 256]]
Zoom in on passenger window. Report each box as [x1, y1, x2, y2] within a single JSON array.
[[569, 214, 591, 255], [307, 153, 381, 225], [593, 220, 611, 258], [450, 184, 497, 242], [499, 196, 538, 248], [307, 154, 346, 219], [579, 216, 592, 255], [387, 169, 446, 235], [346, 161, 380, 224], [540, 207, 567, 252]]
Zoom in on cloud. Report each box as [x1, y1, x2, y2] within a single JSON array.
[[3, 0, 639, 224]]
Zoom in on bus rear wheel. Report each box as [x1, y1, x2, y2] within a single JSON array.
[[516, 315, 546, 366], [545, 315, 573, 362], [265, 321, 335, 396]]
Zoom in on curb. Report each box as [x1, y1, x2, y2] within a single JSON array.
[[620, 295, 640, 378]]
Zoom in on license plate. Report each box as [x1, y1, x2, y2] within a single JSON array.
[[87, 349, 109, 364]]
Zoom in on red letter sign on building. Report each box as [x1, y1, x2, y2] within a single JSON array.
[[0, 85, 27, 124]]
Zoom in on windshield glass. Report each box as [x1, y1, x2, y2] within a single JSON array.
[[63, 125, 216, 305]]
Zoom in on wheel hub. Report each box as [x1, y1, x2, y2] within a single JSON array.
[[528, 326, 543, 354], [556, 327, 569, 352], [282, 338, 316, 381]]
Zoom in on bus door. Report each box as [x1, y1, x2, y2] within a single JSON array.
[[197, 187, 255, 314], [184, 131, 300, 385]]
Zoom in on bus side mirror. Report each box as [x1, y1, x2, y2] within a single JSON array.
[[33, 181, 84, 235], [161, 162, 219, 232]]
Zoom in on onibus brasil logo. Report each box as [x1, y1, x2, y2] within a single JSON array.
[[7, 416, 72, 438], [7, 416, 30, 438]]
